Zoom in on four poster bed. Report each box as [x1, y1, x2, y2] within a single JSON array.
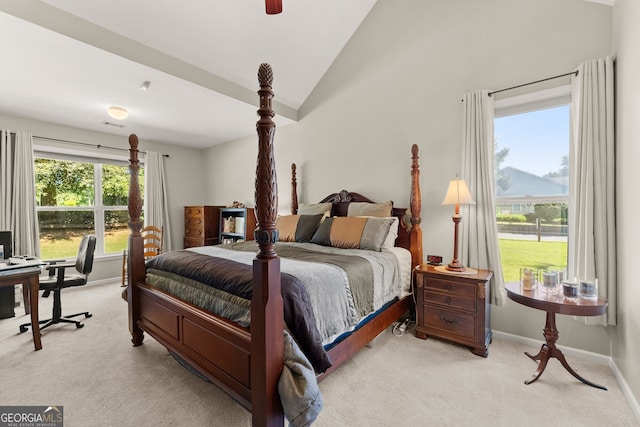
[[125, 63, 423, 426]]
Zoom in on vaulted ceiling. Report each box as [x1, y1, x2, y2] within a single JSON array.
[[0, 1, 377, 148]]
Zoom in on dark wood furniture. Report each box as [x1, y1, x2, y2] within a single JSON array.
[[125, 64, 423, 426], [0, 266, 42, 350], [183, 205, 223, 248], [505, 282, 608, 390], [219, 207, 256, 243], [414, 265, 493, 357]]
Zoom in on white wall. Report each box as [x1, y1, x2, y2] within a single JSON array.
[[204, 0, 614, 354], [0, 114, 206, 281], [612, 0, 640, 409]]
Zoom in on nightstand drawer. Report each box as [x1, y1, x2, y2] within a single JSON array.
[[425, 290, 476, 312], [424, 306, 476, 340], [425, 277, 476, 298]]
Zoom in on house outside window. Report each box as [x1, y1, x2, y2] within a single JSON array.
[[34, 151, 142, 260], [494, 86, 570, 283]]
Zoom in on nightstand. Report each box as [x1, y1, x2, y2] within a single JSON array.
[[414, 264, 493, 357]]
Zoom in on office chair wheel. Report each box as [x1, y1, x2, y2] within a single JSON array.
[[76, 323, 84, 329], [85, 313, 93, 319], [19, 325, 28, 333]]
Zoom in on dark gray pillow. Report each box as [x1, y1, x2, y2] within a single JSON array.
[[310, 217, 334, 246]]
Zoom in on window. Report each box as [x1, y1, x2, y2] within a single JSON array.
[[494, 86, 570, 283], [35, 152, 143, 259]]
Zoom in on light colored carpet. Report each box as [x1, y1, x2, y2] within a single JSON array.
[[0, 280, 637, 427]]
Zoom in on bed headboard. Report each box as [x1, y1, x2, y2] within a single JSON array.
[[289, 146, 423, 268]]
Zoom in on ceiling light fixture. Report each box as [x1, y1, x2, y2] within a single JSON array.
[[140, 81, 150, 91], [107, 106, 128, 120]]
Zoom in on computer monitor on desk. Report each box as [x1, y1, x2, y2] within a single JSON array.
[[0, 231, 12, 259]]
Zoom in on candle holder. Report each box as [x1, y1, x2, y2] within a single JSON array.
[[579, 278, 598, 299], [520, 268, 539, 291], [542, 270, 559, 293], [562, 279, 579, 299]]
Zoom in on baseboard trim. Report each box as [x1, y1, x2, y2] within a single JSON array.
[[609, 358, 640, 423], [494, 330, 640, 424], [87, 277, 122, 287]]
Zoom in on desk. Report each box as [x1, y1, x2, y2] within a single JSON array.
[[0, 266, 42, 350], [505, 282, 607, 390]]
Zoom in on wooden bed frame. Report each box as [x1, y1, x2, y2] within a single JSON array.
[[126, 63, 423, 426]]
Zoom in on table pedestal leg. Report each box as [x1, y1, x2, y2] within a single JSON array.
[[524, 311, 606, 390], [28, 275, 42, 351], [524, 343, 551, 384]]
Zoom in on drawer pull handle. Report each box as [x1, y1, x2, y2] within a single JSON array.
[[440, 314, 458, 325], [445, 297, 452, 304], [444, 284, 452, 290]]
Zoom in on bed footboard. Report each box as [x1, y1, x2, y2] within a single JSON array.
[[137, 283, 253, 406]]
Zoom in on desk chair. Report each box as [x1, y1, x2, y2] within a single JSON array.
[[19, 235, 96, 333], [121, 225, 163, 286]]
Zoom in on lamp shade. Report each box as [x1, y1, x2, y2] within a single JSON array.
[[441, 179, 475, 206], [107, 106, 128, 120]]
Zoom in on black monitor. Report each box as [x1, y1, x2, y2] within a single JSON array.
[[0, 231, 12, 259]]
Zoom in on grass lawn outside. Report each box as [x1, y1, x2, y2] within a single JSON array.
[[498, 238, 567, 283], [39, 228, 129, 260]]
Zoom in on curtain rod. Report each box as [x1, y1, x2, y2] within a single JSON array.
[[488, 70, 578, 97], [33, 135, 170, 158]]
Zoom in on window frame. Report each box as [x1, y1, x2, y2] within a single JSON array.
[[493, 85, 572, 281], [494, 85, 571, 208], [34, 145, 136, 259]]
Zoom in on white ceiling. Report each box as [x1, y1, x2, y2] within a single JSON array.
[[0, 0, 378, 149]]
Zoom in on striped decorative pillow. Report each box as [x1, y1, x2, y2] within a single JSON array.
[[276, 214, 324, 242], [310, 216, 394, 251]]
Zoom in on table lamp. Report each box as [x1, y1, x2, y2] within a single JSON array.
[[442, 178, 475, 272]]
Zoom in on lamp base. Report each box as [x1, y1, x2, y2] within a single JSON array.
[[446, 261, 466, 272]]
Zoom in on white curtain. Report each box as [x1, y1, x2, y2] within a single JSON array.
[[0, 130, 40, 256], [460, 91, 506, 306], [569, 56, 616, 326], [144, 150, 172, 251], [0, 130, 11, 230]]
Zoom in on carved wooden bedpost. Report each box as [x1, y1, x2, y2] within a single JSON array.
[[409, 144, 423, 268], [291, 163, 298, 214], [251, 63, 284, 426], [127, 134, 144, 346]]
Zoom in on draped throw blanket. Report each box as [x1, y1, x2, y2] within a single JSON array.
[[146, 250, 333, 374]]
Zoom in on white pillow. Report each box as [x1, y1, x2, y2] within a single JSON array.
[[382, 217, 399, 248], [347, 201, 393, 217], [298, 202, 332, 216]]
